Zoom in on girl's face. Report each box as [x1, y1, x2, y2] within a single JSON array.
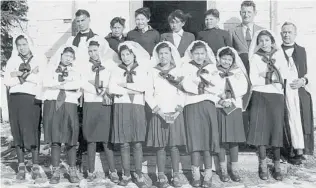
[[192, 47, 207, 65], [169, 17, 184, 33], [158, 47, 172, 66], [135, 14, 149, 30], [258, 35, 273, 53], [219, 55, 234, 69], [205, 14, 219, 29], [120, 49, 135, 66], [88, 45, 100, 61], [61, 51, 75, 66]]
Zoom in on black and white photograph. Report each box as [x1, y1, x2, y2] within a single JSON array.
[[0, 0, 316, 187]]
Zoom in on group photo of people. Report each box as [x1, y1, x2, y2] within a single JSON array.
[[1, 0, 314, 188]]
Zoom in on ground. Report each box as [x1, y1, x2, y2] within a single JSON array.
[[1, 122, 316, 188]]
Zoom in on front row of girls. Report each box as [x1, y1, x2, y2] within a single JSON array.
[[4, 28, 288, 187]]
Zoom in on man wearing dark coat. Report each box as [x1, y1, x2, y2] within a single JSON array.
[[281, 22, 314, 165]]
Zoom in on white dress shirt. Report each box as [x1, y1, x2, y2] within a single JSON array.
[[242, 23, 254, 39], [173, 29, 184, 48]]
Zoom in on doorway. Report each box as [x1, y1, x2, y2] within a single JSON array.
[[143, 1, 207, 36]]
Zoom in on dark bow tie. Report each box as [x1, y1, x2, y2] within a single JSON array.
[[219, 72, 234, 78], [89, 59, 105, 72], [119, 63, 138, 83], [19, 63, 31, 72], [56, 63, 71, 82], [79, 32, 90, 37]]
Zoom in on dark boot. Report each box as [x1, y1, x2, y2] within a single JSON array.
[[109, 170, 119, 183], [191, 166, 201, 187], [31, 164, 42, 180], [218, 162, 230, 182], [68, 166, 80, 183], [229, 162, 241, 182], [273, 161, 283, 181], [202, 169, 213, 188], [49, 167, 60, 184], [16, 163, 26, 180], [118, 175, 132, 186], [157, 173, 170, 188], [259, 159, 268, 180]]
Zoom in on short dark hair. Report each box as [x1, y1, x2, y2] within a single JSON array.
[[62, 47, 76, 59], [168, 9, 191, 23], [256, 30, 275, 45], [135, 7, 151, 19], [88, 41, 100, 47], [218, 48, 235, 64], [204, 9, 220, 19], [15, 35, 28, 45], [156, 42, 171, 54], [281, 22, 297, 32], [241, 1, 256, 11], [75, 9, 90, 18], [110, 17, 126, 27], [190, 41, 207, 54]]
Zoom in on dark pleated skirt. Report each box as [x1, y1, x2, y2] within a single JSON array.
[[83, 102, 112, 142], [111, 103, 146, 143], [147, 113, 187, 148], [217, 108, 246, 143], [9, 93, 41, 150], [247, 91, 284, 147], [43, 100, 79, 146], [183, 101, 220, 153]]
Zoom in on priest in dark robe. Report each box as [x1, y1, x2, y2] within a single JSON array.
[[281, 22, 314, 165]]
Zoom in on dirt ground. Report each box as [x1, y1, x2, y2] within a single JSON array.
[[1, 122, 316, 188]]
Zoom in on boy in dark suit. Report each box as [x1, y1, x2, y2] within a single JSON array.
[[161, 9, 195, 57]]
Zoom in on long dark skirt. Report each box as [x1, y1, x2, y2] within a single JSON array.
[[82, 102, 112, 143], [9, 93, 41, 149], [183, 100, 220, 153], [247, 91, 284, 147], [43, 100, 79, 146], [217, 108, 246, 143], [147, 113, 187, 148], [111, 103, 146, 143]]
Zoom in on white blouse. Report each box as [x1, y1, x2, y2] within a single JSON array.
[[180, 62, 224, 105], [108, 64, 148, 106], [42, 63, 82, 104], [80, 61, 112, 103], [216, 68, 248, 109], [250, 50, 289, 94], [146, 67, 185, 113], [3, 54, 46, 95]]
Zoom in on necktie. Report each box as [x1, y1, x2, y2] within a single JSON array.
[[245, 27, 252, 47]]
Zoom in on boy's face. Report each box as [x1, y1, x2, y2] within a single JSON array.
[[205, 14, 219, 29], [169, 17, 185, 33], [111, 22, 124, 38]]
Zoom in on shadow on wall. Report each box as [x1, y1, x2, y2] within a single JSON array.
[[223, 17, 241, 31], [44, 20, 78, 60]]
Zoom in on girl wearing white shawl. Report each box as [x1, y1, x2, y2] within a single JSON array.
[[215, 47, 249, 182], [108, 41, 150, 187], [80, 37, 119, 183], [180, 40, 222, 187], [146, 41, 189, 187], [42, 45, 81, 184], [247, 29, 289, 181], [3, 33, 46, 180]]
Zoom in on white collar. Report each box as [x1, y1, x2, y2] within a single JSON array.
[[242, 23, 254, 30], [283, 42, 295, 46], [173, 29, 184, 37]]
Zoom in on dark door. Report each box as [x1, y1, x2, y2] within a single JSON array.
[[143, 1, 207, 36]]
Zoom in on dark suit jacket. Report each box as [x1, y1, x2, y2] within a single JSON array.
[[160, 31, 195, 57], [229, 24, 264, 74]]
